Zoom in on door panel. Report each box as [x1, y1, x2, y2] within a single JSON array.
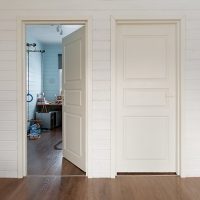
[[65, 40, 82, 81], [124, 117, 168, 160], [62, 27, 86, 171], [124, 36, 167, 79], [124, 89, 167, 106], [65, 114, 81, 156], [116, 23, 177, 172]]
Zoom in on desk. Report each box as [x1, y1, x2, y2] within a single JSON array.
[[37, 103, 62, 113]]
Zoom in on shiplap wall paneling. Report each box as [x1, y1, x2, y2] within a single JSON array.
[[0, 1, 199, 177]]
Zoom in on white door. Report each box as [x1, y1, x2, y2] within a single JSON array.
[[62, 27, 86, 171], [116, 23, 177, 172]]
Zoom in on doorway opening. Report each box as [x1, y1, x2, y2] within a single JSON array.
[[24, 23, 87, 176]]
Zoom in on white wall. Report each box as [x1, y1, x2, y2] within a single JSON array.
[[0, 0, 200, 177]]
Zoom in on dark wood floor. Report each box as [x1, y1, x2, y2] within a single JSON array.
[[0, 176, 200, 200], [27, 127, 85, 176], [10, 128, 200, 199]]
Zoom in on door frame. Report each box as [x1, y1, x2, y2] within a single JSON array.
[[111, 16, 186, 178], [17, 16, 93, 178]]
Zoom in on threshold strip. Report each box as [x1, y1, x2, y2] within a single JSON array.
[[27, 174, 86, 178], [117, 172, 177, 176]]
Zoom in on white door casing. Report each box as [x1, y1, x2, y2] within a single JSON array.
[[116, 22, 177, 172], [17, 18, 93, 178], [62, 26, 86, 171]]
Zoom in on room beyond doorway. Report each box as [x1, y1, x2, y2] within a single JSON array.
[[26, 24, 85, 176], [27, 127, 85, 175], [18, 20, 88, 177]]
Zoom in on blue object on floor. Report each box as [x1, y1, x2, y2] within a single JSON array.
[[29, 123, 41, 137]]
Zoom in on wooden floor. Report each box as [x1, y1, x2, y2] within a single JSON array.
[[9, 128, 200, 199], [27, 127, 85, 176], [0, 176, 200, 200]]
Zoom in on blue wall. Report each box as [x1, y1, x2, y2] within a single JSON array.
[[26, 28, 62, 128], [26, 31, 43, 124], [43, 44, 61, 101]]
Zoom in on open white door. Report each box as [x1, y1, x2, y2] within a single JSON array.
[[62, 27, 86, 171]]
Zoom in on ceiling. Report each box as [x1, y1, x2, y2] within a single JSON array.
[[26, 24, 83, 44]]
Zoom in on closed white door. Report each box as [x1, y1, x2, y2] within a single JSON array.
[[62, 27, 86, 171], [116, 23, 177, 172]]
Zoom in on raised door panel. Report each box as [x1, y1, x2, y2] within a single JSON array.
[[123, 36, 167, 79], [64, 39, 82, 81], [65, 90, 82, 106], [123, 117, 169, 160], [124, 89, 168, 106], [65, 113, 82, 157]]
